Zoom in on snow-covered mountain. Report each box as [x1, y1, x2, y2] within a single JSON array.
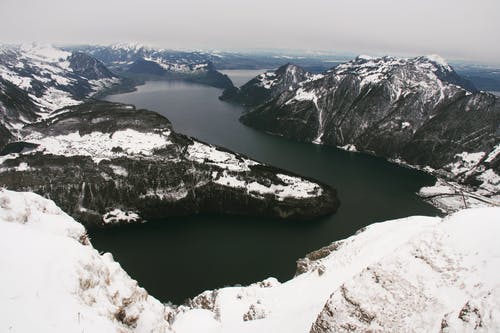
[[239, 55, 500, 212], [0, 43, 121, 132], [74, 43, 234, 89], [219, 63, 314, 106], [2, 188, 498, 332], [0, 100, 338, 227]]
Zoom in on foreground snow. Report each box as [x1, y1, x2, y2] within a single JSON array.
[[1, 189, 498, 332], [0, 189, 173, 333]]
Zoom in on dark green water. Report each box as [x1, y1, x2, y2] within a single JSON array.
[[92, 72, 439, 304]]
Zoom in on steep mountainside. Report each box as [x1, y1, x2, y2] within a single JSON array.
[[240, 56, 500, 211], [220, 63, 314, 106], [0, 100, 338, 227], [3, 190, 497, 332], [0, 43, 121, 135], [75, 43, 234, 89]]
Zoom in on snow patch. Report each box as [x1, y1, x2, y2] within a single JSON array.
[[103, 209, 140, 224], [340, 144, 357, 152], [212, 171, 323, 200], [108, 164, 128, 177], [26, 129, 171, 163], [186, 141, 258, 172], [445, 151, 486, 176]]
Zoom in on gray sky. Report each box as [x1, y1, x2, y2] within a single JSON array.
[[1, 0, 499, 64]]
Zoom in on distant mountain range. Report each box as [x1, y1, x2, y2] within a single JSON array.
[[231, 55, 499, 211], [71, 43, 234, 89]]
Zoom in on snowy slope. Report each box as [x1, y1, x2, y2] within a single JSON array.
[[173, 208, 500, 333], [0, 189, 173, 333]]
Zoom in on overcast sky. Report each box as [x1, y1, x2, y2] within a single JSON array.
[[1, 0, 499, 64]]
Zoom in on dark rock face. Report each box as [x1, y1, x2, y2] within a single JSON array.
[[128, 59, 166, 76], [220, 63, 312, 106], [0, 123, 13, 150], [127, 59, 233, 89], [240, 56, 500, 193], [0, 78, 39, 133], [0, 101, 339, 227], [68, 52, 115, 81], [401, 93, 499, 168]]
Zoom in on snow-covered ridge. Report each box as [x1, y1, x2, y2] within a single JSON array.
[[331, 54, 463, 92], [90, 43, 217, 69], [2, 189, 498, 332], [256, 64, 312, 90]]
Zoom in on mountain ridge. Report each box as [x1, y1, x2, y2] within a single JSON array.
[[237, 55, 499, 212]]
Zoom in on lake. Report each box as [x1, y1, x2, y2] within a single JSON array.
[[92, 71, 440, 304]]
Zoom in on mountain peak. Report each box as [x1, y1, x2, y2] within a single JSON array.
[[421, 54, 451, 70], [110, 42, 157, 52]]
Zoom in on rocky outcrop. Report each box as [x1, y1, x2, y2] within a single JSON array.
[[68, 51, 116, 81], [240, 55, 500, 209], [0, 101, 338, 227], [220, 63, 312, 106]]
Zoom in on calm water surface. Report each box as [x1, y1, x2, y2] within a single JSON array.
[[93, 72, 440, 304]]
